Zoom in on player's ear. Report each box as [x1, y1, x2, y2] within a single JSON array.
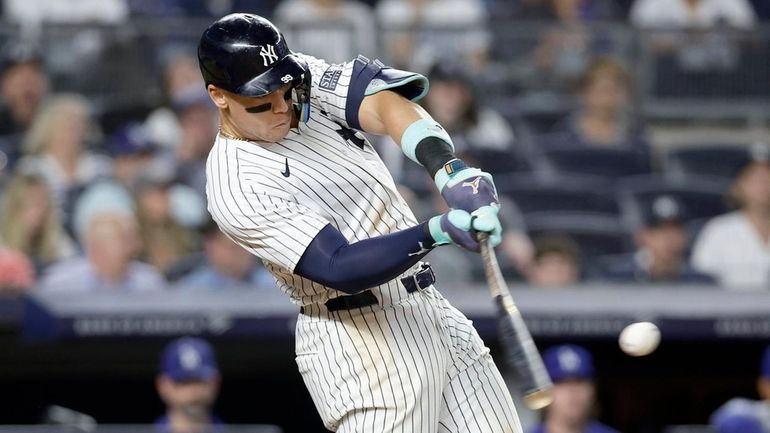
[[208, 85, 228, 109]]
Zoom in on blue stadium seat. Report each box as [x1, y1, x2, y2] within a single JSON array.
[[538, 146, 651, 179], [616, 174, 730, 230], [496, 173, 620, 216], [523, 211, 633, 258], [664, 145, 757, 180], [458, 148, 532, 176]]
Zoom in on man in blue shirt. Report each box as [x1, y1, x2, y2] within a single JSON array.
[[155, 337, 224, 433], [174, 219, 275, 291], [528, 344, 621, 433]]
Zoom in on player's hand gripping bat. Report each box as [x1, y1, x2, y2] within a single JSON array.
[[478, 232, 554, 410]]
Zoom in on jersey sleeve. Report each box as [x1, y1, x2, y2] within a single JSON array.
[[208, 177, 330, 273], [299, 53, 429, 131]]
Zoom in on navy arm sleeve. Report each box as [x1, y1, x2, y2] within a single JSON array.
[[294, 223, 434, 294]]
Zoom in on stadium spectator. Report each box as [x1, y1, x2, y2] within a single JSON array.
[[529, 344, 621, 433], [525, 234, 582, 288], [0, 248, 36, 292], [3, 0, 128, 28], [16, 94, 112, 232], [710, 344, 770, 432], [274, 0, 378, 64], [171, 86, 218, 198], [174, 219, 275, 291], [37, 212, 166, 293], [527, 0, 617, 92], [0, 174, 76, 274], [422, 62, 516, 152], [376, 0, 491, 72], [630, 0, 757, 29], [691, 145, 770, 290], [145, 54, 205, 152], [108, 123, 165, 188], [380, 61, 517, 185], [156, 337, 223, 433], [127, 0, 276, 18], [547, 57, 647, 151], [134, 171, 200, 275], [596, 195, 713, 284], [0, 42, 48, 171]]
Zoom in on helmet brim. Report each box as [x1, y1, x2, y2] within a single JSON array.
[[233, 54, 308, 97]]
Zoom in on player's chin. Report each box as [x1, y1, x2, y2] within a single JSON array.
[[269, 122, 291, 141]]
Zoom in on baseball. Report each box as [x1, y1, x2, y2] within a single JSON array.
[[619, 322, 660, 356]]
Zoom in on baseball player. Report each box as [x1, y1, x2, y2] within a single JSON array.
[[199, 13, 521, 433]]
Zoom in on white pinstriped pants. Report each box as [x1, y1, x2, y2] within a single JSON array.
[[295, 286, 522, 433]]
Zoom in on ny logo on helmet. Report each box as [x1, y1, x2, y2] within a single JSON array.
[[260, 44, 278, 66]]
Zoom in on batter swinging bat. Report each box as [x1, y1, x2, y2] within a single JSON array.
[[478, 233, 554, 410]]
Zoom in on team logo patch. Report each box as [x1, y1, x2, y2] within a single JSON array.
[[462, 177, 482, 194], [320, 66, 343, 90], [260, 44, 278, 66]]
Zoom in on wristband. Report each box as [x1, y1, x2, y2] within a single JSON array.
[[400, 118, 454, 164]]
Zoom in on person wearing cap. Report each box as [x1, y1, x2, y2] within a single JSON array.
[[691, 144, 770, 290], [172, 85, 218, 198], [597, 195, 712, 284], [156, 337, 223, 433], [0, 42, 48, 136], [710, 344, 770, 433], [528, 344, 621, 433]]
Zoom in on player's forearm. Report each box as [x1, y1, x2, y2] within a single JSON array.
[[358, 89, 430, 138], [294, 223, 434, 294]]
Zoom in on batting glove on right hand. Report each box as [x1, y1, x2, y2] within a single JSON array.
[[428, 208, 502, 253]]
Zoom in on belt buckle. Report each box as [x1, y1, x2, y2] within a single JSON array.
[[423, 263, 435, 288], [412, 263, 433, 291]]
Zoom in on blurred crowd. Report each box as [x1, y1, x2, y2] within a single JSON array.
[[1, 0, 770, 295]]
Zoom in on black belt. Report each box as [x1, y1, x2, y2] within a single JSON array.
[[301, 263, 435, 314]]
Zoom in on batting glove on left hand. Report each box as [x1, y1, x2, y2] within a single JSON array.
[[428, 208, 502, 253]]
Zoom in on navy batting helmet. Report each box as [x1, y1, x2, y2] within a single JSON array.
[[198, 13, 311, 122]]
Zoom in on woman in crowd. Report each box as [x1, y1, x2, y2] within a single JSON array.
[[0, 173, 76, 274], [549, 57, 648, 150], [16, 94, 112, 231]]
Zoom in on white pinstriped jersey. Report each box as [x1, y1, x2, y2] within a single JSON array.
[[205, 53, 424, 306], [206, 51, 522, 433]]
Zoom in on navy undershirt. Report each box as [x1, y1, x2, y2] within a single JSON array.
[[294, 223, 433, 293]]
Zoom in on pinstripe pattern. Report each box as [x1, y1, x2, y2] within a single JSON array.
[[205, 53, 520, 432], [296, 288, 521, 432]]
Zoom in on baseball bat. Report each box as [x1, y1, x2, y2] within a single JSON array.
[[478, 233, 554, 410]]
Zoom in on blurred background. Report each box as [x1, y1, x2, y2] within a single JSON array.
[[1, 0, 770, 432]]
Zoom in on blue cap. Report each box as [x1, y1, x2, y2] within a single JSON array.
[[712, 401, 764, 433], [160, 337, 219, 381], [543, 344, 595, 382], [714, 413, 763, 433], [108, 122, 158, 157]]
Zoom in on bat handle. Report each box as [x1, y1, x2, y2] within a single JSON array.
[[524, 389, 554, 411]]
